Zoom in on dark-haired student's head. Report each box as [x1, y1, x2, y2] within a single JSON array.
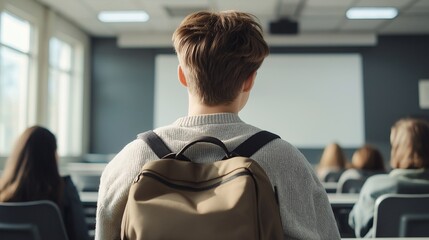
[[0, 126, 62, 205]]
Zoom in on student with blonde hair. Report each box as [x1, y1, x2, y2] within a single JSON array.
[[316, 142, 349, 182], [349, 117, 429, 237], [0, 126, 89, 240], [96, 10, 340, 240]]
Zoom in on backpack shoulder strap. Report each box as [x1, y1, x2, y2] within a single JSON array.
[[137, 130, 172, 159], [231, 131, 280, 158], [138, 130, 279, 159]]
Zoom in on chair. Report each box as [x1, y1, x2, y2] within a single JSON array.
[[373, 193, 429, 237], [0, 200, 69, 240], [336, 169, 385, 193], [323, 170, 344, 182], [337, 178, 366, 193]]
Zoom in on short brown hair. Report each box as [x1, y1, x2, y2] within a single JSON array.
[[172, 11, 269, 105], [390, 118, 429, 169], [352, 144, 385, 171]]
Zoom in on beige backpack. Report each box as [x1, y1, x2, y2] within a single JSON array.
[[121, 131, 283, 240]]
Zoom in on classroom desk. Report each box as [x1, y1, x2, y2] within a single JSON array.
[[79, 192, 429, 239], [79, 192, 360, 238], [323, 182, 338, 193], [328, 193, 359, 206], [79, 192, 98, 239], [79, 192, 360, 208], [328, 194, 359, 238], [79, 191, 98, 204]]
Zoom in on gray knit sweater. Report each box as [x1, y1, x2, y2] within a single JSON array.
[[95, 113, 340, 239]]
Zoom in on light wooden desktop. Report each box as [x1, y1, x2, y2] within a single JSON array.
[[79, 192, 360, 205], [328, 193, 359, 206], [79, 192, 361, 238]]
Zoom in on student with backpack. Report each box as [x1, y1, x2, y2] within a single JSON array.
[[95, 10, 340, 240]]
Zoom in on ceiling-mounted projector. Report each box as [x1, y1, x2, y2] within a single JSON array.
[[269, 18, 298, 34]]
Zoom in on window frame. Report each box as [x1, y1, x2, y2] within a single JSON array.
[[45, 10, 90, 160], [47, 34, 83, 157], [0, 0, 90, 164], [0, 6, 39, 158]]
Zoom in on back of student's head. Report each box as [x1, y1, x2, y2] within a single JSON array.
[[319, 143, 347, 169], [172, 10, 269, 106], [351, 144, 385, 171], [390, 117, 429, 169], [0, 126, 62, 204]]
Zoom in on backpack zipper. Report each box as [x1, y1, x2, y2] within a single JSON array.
[[138, 170, 251, 192]]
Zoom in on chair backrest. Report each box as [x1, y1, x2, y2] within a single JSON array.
[[373, 193, 429, 237], [323, 170, 344, 183], [337, 178, 367, 193], [336, 169, 386, 193], [0, 200, 69, 240]]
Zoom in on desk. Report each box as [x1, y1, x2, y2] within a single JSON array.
[[79, 192, 359, 207], [79, 192, 98, 239], [323, 182, 338, 193], [79, 192, 361, 238], [80, 191, 98, 204], [329, 194, 359, 238], [66, 162, 106, 173], [328, 193, 359, 206]]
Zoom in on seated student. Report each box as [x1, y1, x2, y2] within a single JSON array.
[[349, 117, 429, 237], [0, 126, 89, 240], [337, 144, 386, 193], [316, 142, 349, 182], [96, 10, 340, 240]]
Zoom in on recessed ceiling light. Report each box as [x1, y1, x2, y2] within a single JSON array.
[[98, 11, 150, 23], [346, 7, 398, 20]]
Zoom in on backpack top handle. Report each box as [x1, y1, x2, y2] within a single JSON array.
[[173, 136, 232, 161]]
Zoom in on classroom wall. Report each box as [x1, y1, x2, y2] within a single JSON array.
[[90, 39, 174, 154], [90, 35, 429, 164]]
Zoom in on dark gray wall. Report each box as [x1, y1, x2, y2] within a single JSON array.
[[90, 38, 174, 153], [362, 36, 429, 143], [90, 36, 429, 164]]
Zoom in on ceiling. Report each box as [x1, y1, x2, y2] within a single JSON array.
[[36, 0, 429, 47]]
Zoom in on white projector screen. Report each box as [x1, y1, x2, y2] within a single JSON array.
[[155, 54, 364, 148]]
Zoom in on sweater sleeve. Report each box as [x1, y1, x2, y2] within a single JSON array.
[[291, 166, 340, 239], [95, 140, 148, 240], [255, 140, 341, 240]]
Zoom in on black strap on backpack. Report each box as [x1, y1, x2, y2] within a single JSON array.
[[138, 130, 280, 159], [138, 131, 172, 159], [231, 131, 280, 157]]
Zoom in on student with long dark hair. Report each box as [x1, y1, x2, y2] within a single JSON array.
[[0, 126, 89, 240]]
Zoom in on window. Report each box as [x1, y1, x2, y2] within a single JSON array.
[[0, 2, 89, 160], [0, 12, 33, 155], [48, 37, 82, 156]]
